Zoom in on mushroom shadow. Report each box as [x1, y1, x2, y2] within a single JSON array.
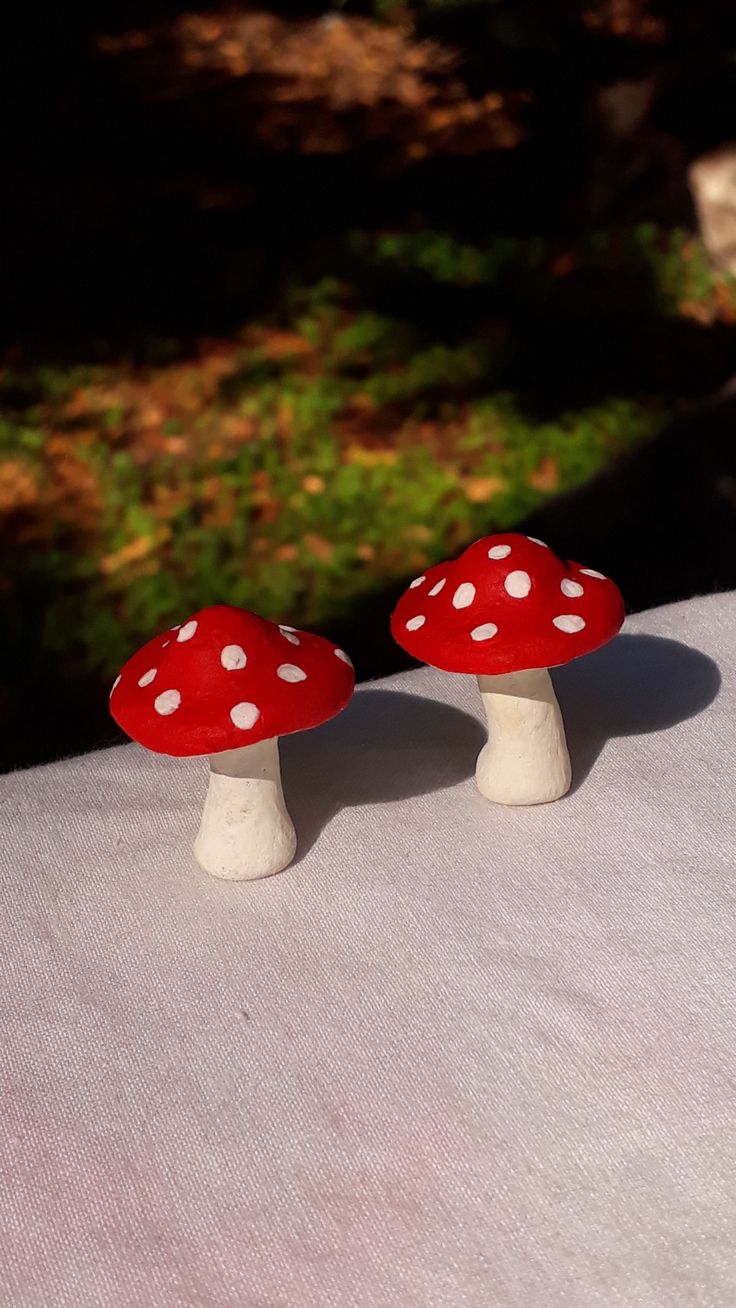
[[281, 690, 485, 862], [282, 636, 719, 858], [554, 633, 721, 793]]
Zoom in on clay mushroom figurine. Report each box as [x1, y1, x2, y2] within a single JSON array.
[[110, 605, 354, 879], [391, 533, 624, 805]]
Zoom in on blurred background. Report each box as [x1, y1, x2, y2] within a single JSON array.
[[2, 0, 736, 770]]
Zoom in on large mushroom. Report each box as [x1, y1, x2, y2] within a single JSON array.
[[391, 533, 624, 805], [110, 605, 354, 879]]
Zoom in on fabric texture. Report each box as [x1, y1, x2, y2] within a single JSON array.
[[0, 592, 734, 1308]]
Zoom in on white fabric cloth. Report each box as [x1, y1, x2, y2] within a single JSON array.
[[1, 592, 734, 1308]]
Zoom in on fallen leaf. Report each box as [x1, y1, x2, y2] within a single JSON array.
[[304, 532, 334, 564], [402, 524, 433, 543], [276, 404, 294, 440], [222, 414, 257, 442], [140, 404, 165, 429], [0, 460, 40, 514], [715, 281, 736, 325], [100, 535, 156, 575], [461, 475, 506, 503], [276, 543, 298, 562], [528, 457, 559, 492], [348, 393, 376, 413], [64, 389, 91, 419], [201, 476, 223, 501], [256, 331, 313, 360], [678, 298, 715, 325], [345, 445, 399, 467]]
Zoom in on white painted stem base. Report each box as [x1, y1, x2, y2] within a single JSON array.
[[475, 668, 572, 805], [193, 737, 297, 880]]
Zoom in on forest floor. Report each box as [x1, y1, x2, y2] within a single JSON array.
[[1, 225, 734, 730]]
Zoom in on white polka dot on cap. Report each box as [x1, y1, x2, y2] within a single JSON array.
[[580, 568, 606, 580], [334, 648, 352, 665], [230, 701, 260, 730], [428, 578, 446, 596], [409, 576, 425, 589], [154, 689, 181, 715], [138, 667, 157, 687], [560, 579, 584, 598], [279, 626, 300, 646], [277, 663, 307, 683], [453, 582, 476, 609], [488, 544, 511, 560], [471, 623, 498, 642], [177, 620, 198, 642], [504, 570, 531, 598], [406, 615, 425, 631], [553, 614, 586, 633], [221, 644, 247, 670]]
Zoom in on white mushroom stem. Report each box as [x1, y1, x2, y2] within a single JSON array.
[[193, 737, 297, 880], [475, 668, 571, 805]]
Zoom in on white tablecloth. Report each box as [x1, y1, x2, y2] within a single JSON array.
[[1, 592, 734, 1308]]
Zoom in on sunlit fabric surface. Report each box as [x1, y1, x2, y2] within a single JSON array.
[[1, 593, 734, 1307]]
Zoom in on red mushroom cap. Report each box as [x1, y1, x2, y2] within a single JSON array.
[[391, 533, 624, 675], [109, 605, 355, 757]]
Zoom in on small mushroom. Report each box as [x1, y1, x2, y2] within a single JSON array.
[[110, 605, 354, 879], [391, 534, 624, 805]]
